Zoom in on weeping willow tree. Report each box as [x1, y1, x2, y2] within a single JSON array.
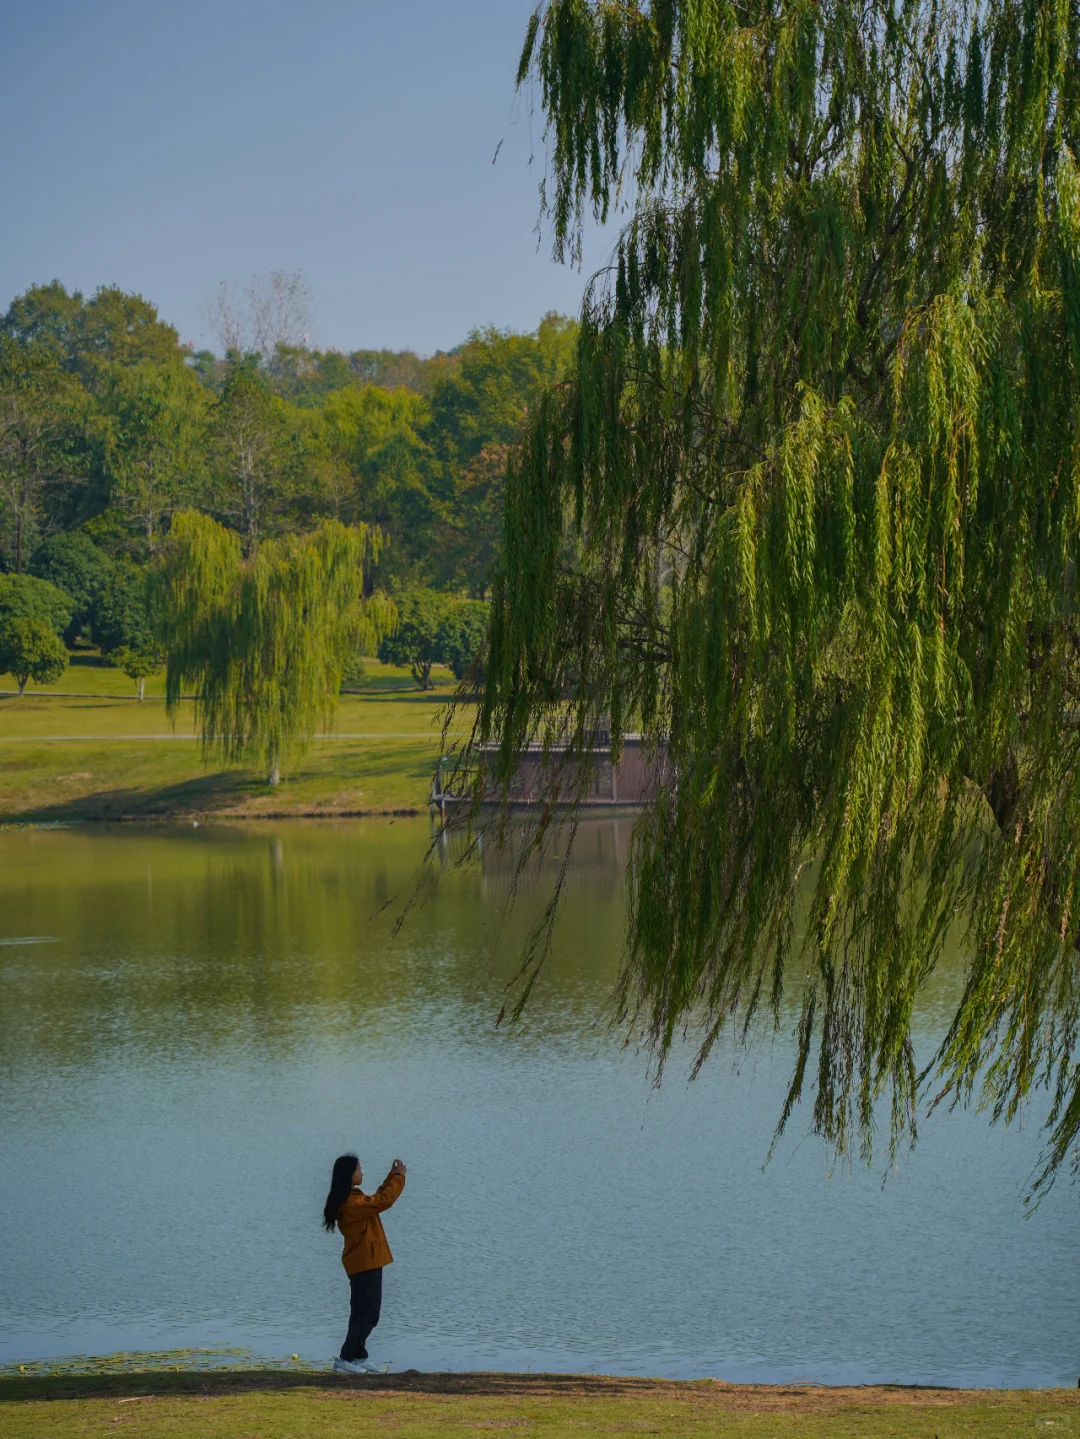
[[153, 511, 393, 785], [463, 0, 1080, 1189]]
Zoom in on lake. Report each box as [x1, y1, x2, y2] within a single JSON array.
[[0, 818, 1077, 1386]]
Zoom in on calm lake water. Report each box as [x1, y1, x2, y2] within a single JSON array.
[[0, 819, 1077, 1386]]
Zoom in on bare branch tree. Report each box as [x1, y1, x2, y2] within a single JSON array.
[[201, 280, 247, 357], [201, 271, 313, 363], [247, 271, 312, 358]]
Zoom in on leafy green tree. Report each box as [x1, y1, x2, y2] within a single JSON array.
[[425, 314, 577, 472], [28, 532, 112, 644], [110, 643, 162, 701], [378, 589, 455, 689], [153, 510, 393, 785], [437, 598, 489, 683], [0, 616, 68, 695], [347, 347, 456, 394], [0, 281, 85, 356], [472, 1, 1080, 1190], [1, 282, 184, 381], [0, 573, 72, 636], [267, 346, 355, 406], [423, 317, 575, 591], [320, 383, 439, 585], [264, 343, 463, 403], [27, 528, 153, 658], [188, 350, 225, 391], [76, 286, 184, 375], [90, 359, 207, 552], [0, 339, 86, 571], [92, 559, 153, 655], [207, 362, 299, 555], [441, 443, 509, 597]]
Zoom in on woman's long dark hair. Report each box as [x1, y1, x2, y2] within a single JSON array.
[[322, 1153, 358, 1232]]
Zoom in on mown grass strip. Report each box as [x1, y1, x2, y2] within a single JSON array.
[[0, 1368, 1076, 1439]]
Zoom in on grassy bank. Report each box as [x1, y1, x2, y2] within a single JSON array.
[[0, 734, 442, 822], [0, 657, 467, 822], [0, 1369, 1075, 1439]]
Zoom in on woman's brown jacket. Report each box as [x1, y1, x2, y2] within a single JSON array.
[[337, 1170, 405, 1275]]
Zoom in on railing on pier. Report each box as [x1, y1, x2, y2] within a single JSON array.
[[430, 733, 661, 815]]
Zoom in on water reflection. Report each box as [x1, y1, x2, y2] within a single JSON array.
[[0, 819, 1076, 1386], [0, 817, 964, 1068]]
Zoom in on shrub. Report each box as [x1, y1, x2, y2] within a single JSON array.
[[341, 653, 367, 688], [93, 560, 152, 654], [0, 573, 72, 637], [27, 533, 112, 644], [437, 599, 489, 683]]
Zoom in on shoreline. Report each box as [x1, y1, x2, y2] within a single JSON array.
[[2, 806, 425, 825], [0, 662, 458, 824], [4, 1348, 1077, 1396], [4, 1368, 1076, 1395], [7, 1347, 1072, 1399], [2, 1366, 1077, 1439]]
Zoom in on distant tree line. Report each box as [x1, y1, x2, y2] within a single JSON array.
[[0, 276, 577, 688]]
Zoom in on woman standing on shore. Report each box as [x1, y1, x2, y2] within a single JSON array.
[[322, 1152, 406, 1374]]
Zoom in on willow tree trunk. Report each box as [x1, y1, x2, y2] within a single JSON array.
[[268, 755, 280, 787]]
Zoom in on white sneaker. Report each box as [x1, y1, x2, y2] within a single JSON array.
[[358, 1360, 389, 1374], [333, 1358, 366, 1374]]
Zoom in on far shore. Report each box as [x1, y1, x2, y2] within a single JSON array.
[[0, 656, 461, 824]]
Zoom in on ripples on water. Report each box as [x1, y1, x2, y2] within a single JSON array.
[[0, 819, 1076, 1385]]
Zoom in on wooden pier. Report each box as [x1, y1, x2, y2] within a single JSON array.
[[430, 735, 661, 814]]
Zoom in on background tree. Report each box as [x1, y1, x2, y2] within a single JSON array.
[[74, 286, 184, 377], [203, 270, 313, 372], [437, 598, 489, 683], [93, 558, 154, 656], [378, 588, 455, 689], [424, 314, 576, 473], [27, 532, 109, 644], [347, 346, 456, 394], [153, 511, 393, 785], [320, 383, 438, 586], [424, 316, 577, 591], [0, 573, 72, 636], [208, 361, 298, 555], [0, 339, 85, 571], [110, 642, 162, 701], [0, 281, 85, 357], [440, 443, 509, 597], [90, 358, 207, 553], [377, 591, 488, 687], [1, 281, 184, 382], [0, 277, 579, 601], [0, 616, 68, 694], [469, 0, 1080, 1191]]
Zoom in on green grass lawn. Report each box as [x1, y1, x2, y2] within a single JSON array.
[[1, 1369, 1075, 1439], [0, 656, 468, 822]]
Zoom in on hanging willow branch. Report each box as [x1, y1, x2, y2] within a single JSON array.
[[458, 0, 1080, 1191], [152, 510, 393, 784]]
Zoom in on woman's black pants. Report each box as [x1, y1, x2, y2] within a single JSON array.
[[341, 1265, 383, 1361]]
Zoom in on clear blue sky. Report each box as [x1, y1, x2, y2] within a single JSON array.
[[0, 0, 612, 355]]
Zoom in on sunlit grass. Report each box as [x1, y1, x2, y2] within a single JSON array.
[[0, 1354, 1075, 1439], [0, 658, 467, 820]]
